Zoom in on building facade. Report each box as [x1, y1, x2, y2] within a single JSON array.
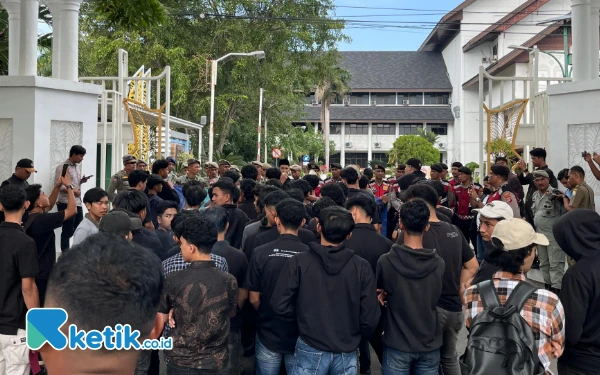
[[299, 51, 455, 167]]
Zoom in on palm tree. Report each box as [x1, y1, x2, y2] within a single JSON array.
[[315, 67, 351, 171]]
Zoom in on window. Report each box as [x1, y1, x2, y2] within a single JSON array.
[[398, 124, 422, 135], [330, 153, 341, 165], [424, 93, 450, 105], [345, 123, 369, 135], [349, 93, 370, 105], [374, 123, 396, 135], [426, 124, 448, 135], [371, 93, 396, 105], [345, 153, 369, 168], [305, 93, 318, 105], [330, 123, 342, 135], [372, 153, 388, 163], [398, 93, 424, 105]]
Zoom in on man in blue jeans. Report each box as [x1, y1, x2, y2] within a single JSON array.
[[272, 206, 380, 375], [377, 200, 445, 375]]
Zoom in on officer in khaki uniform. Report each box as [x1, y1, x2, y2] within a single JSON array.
[[531, 170, 566, 293], [107, 155, 137, 201]]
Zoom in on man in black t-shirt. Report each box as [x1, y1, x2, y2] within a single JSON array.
[[212, 179, 249, 249], [24, 174, 77, 305], [245, 199, 310, 374], [0, 185, 39, 375], [200, 206, 248, 375], [155, 200, 178, 251], [398, 184, 478, 375]]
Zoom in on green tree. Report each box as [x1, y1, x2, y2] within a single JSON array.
[[212, 150, 245, 167], [417, 128, 439, 145], [314, 65, 352, 171], [277, 124, 335, 164], [388, 135, 440, 166]]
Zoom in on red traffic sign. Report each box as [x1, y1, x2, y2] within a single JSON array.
[[271, 148, 282, 159]]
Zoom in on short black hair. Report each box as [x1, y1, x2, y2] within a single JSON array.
[[222, 170, 241, 184], [400, 200, 430, 235], [359, 175, 370, 189], [25, 184, 43, 212], [0, 185, 27, 212], [182, 180, 205, 196], [319, 206, 354, 244], [47, 233, 163, 337], [495, 156, 508, 164], [241, 165, 259, 180], [69, 145, 87, 157], [147, 174, 164, 190], [490, 165, 510, 180], [113, 190, 148, 215], [157, 200, 178, 217], [184, 185, 207, 207], [151, 159, 169, 174], [458, 166, 472, 176], [200, 206, 228, 233], [172, 210, 201, 238], [287, 189, 305, 203], [439, 163, 448, 170], [452, 162, 463, 168], [340, 167, 359, 185], [212, 179, 235, 198], [313, 197, 337, 221], [320, 183, 346, 206], [302, 174, 320, 191], [416, 180, 444, 204], [557, 168, 570, 181], [266, 168, 282, 180], [263, 190, 290, 208], [345, 194, 375, 218], [232, 186, 241, 203], [178, 216, 217, 254], [570, 165, 585, 178], [258, 186, 281, 210], [83, 187, 108, 205], [265, 179, 283, 189], [291, 179, 311, 198], [529, 148, 547, 159], [128, 170, 149, 187], [276, 198, 306, 230], [402, 183, 439, 208], [240, 179, 257, 201], [363, 168, 374, 179], [485, 244, 535, 274]]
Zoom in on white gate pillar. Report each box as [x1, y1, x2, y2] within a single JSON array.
[[19, 0, 39, 76], [58, 0, 83, 81]]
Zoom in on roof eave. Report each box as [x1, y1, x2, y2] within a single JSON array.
[[419, 0, 478, 52]]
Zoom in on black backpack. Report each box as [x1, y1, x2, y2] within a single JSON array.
[[459, 280, 545, 375]]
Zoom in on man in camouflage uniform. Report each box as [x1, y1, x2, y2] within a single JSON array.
[[166, 156, 178, 184], [205, 161, 220, 186], [176, 159, 204, 185], [532, 170, 566, 294], [107, 155, 137, 201]]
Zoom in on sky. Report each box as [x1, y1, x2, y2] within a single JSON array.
[[334, 0, 465, 51]]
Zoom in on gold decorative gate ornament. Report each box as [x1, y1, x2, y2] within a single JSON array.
[[123, 99, 166, 160], [484, 99, 529, 174]]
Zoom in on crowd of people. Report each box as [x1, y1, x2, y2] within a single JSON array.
[[0, 145, 599, 375]]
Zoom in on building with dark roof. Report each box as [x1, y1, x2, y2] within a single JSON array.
[[297, 51, 455, 167]]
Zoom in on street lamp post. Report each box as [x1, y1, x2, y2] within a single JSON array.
[[508, 45, 570, 77], [208, 50, 266, 162]]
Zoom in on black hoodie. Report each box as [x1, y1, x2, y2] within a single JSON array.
[[376, 244, 445, 353], [553, 210, 600, 373], [271, 242, 380, 353], [223, 204, 249, 249]]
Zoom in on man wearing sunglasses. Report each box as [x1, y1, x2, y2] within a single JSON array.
[[107, 155, 138, 202]]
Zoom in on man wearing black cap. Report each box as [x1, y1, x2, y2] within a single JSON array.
[[325, 163, 343, 184], [397, 158, 426, 191], [515, 148, 558, 227], [430, 163, 453, 207], [451, 167, 482, 245], [448, 162, 463, 188], [279, 159, 290, 178], [1, 159, 36, 188], [107, 155, 137, 201], [99, 210, 139, 240]]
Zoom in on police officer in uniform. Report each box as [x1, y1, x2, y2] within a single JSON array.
[[107, 155, 137, 201], [487, 165, 520, 218], [532, 170, 566, 294], [324, 163, 343, 184]]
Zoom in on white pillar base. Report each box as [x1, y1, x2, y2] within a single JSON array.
[[0, 76, 103, 191]]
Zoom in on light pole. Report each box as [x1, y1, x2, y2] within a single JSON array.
[[208, 50, 266, 162], [508, 45, 570, 77]]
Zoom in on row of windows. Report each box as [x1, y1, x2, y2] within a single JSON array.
[[330, 152, 443, 168], [327, 123, 448, 136], [306, 92, 450, 106]]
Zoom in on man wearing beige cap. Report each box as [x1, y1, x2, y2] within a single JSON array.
[[218, 159, 231, 177], [532, 169, 566, 293], [107, 155, 137, 201], [463, 218, 565, 374], [290, 165, 302, 180], [205, 161, 219, 185]]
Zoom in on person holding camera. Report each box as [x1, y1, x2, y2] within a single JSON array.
[[532, 170, 567, 294]]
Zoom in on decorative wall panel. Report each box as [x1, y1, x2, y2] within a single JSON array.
[[567, 123, 600, 193], [0, 119, 13, 182], [50, 121, 83, 186]]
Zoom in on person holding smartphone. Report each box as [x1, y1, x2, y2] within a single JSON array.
[[53, 145, 88, 251]]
